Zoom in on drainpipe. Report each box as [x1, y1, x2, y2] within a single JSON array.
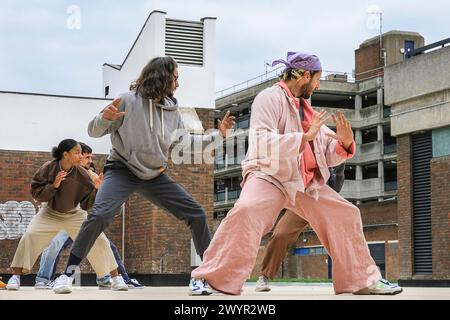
[[121, 203, 125, 262]]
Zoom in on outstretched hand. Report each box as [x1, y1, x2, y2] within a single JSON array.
[[304, 110, 329, 142], [53, 171, 67, 189], [218, 111, 236, 137], [102, 97, 125, 121], [325, 111, 354, 148]]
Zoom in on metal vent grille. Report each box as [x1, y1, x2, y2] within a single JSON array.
[[411, 132, 433, 275], [165, 19, 203, 66]]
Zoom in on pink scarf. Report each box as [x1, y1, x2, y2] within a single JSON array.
[[277, 81, 318, 187]]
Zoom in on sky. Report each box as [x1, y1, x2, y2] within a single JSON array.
[[0, 0, 449, 98]]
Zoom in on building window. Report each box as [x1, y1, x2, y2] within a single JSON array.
[[293, 246, 328, 256], [345, 165, 356, 180], [104, 86, 109, 97], [213, 211, 227, 220], [383, 125, 397, 154], [362, 127, 378, 144], [311, 94, 354, 109], [384, 161, 397, 191], [383, 105, 391, 118], [362, 163, 378, 179], [368, 243, 386, 278], [361, 91, 377, 108]]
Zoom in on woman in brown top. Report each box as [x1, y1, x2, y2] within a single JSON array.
[[5, 139, 124, 291]]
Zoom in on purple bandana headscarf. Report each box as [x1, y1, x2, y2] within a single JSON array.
[[272, 52, 322, 72]]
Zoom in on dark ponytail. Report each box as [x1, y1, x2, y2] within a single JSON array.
[[51, 139, 79, 160]]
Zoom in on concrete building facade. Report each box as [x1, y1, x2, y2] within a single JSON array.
[[384, 39, 450, 286]]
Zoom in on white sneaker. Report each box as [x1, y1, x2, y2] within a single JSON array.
[[111, 275, 128, 291], [255, 275, 271, 292], [35, 280, 54, 290], [188, 278, 212, 296], [354, 279, 403, 295], [6, 275, 20, 291], [53, 274, 74, 294], [34, 281, 48, 289]]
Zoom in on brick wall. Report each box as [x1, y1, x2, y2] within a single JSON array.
[[386, 242, 399, 280], [0, 108, 215, 277], [0, 151, 49, 274], [389, 135, 449, 282], [396, 134, 413, 280], [355, 40, 384, 81], [430, 155, 450, 279], [250, 200, 399, 280]]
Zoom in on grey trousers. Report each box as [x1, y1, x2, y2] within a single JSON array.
[[71, 162, 211, 261]]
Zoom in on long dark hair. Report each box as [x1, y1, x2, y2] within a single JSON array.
[[79, 142, 92, 154], [129, 56, 178, 100], [51, 139, 79, 160]]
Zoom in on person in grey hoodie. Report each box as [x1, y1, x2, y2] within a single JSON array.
[[52, 56, 235, 294]]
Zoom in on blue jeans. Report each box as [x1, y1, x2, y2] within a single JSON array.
[[36, 231, 130, 284], [35, 231, 71, 284]]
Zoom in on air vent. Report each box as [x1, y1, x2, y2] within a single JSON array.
[[411, 132, 433, 275], [165, 19, 203, 66]]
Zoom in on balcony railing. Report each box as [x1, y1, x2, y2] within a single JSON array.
[[340, 178, 383, 199], [214, 155, 246, 172], [384, 181, 397, 192], [350, 141, 382, 163], [235, 114, 250, 130], [214, 188, 242, 204], [216, 67, 355, 99], [384, 144, 397, 154], [214, 191, 226, 202]]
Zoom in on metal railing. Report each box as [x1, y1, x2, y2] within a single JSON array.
[[216, 67, 355, 99], [214, 154, 246, 171], [405, 38, 450, 59], [235, 114, 250, 129], [214, 188, 242, 203], [384, 181, 397, 192], [384, 144, 397, 154]]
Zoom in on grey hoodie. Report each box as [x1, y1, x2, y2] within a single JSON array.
[[88, 91, 221, 180]]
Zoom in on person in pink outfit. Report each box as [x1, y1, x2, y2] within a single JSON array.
[[189, 52, 402, 296]]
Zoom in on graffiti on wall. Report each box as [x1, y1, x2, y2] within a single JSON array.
[[0, 201, 37, 240]]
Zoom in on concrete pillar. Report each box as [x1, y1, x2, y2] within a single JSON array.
[[355, 94, 362, 110], [378, 124, 384, 159], [378, 160, 384, 201], [356, 165, 363, 181], [378, 160, 384, 179], [377, 88, 384, 105], [378, 124, 384, 142], [355, 129, 362, 145]]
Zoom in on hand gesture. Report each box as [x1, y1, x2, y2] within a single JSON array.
[[93, 173, 103, 190], [102, 97, 125, 121], [304, 110, 329, 142], [53, 171, 67, 189], [326, 111, 354, 148], [218, 111, 236, 137]]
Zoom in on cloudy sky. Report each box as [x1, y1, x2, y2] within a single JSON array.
[[0, 0, 449, 98]]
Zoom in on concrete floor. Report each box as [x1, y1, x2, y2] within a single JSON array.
[[1, 283, 449, 300]]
